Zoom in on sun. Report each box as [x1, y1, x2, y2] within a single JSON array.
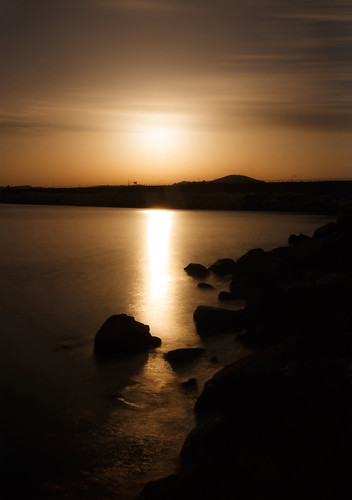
[[124, 113, 187, 157], [141, 124, 176, 152]]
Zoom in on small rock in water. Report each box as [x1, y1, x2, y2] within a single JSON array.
[[197, 282, 215, 290], [164, 348, 206, 363], [184, 263, 210, 279]]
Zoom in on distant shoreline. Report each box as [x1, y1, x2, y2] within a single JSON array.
[[1, 180, 351, 213]]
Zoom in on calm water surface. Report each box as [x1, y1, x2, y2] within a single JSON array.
[[0, 205, 331, 498]]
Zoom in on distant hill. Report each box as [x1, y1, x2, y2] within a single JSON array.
[[175, 175, 264, 186], [210, 174, 264, 184]]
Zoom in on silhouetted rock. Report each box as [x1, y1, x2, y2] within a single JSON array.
[[218, 291, 238, 301], [197, 282, 215, 290], [312, 221, 338, 241], [193, 306, 246, 335], [94, 314, 161, 359], [288, 233, 311, 246], [208, 258, 237, 275], [184, 263, 209, 279], [180, 378, 198, 390], [236, 247, 266, 268], [135, 475, 180, 500], [164, 348, 206, 364]]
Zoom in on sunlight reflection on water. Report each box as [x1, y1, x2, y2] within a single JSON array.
[[144, 209, 173, 303]]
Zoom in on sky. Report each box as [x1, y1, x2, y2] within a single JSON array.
[[1, 0, 351, 186]]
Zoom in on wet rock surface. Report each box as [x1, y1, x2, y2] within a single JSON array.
[[136, 207, 352, 500]]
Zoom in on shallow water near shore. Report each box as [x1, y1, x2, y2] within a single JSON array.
[[0, 205, 332, 498]]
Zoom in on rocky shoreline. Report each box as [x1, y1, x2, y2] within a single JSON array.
[[135, 203, 352, 499]]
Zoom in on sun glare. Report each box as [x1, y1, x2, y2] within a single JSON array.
[[127, 113, 187, 157], [142, 125, 176, 152]]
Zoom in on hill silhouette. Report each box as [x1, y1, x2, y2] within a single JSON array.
[[176, 175, 263, 185], [210, 174, 264, 184]]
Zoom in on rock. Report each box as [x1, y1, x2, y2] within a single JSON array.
[[197, 282, 215, 290], [180, 378, 198, 390], [236, 247, 266, 268], [288, 233, 311, 246], [184, 263, 209, 279], [208, 258, 237, 275], [164, 348, 206, 364], [218, 291, 238, 301], [94, 314, 161, 359], [193, 306, 247, 335], [337, 201, 352, 227], [312, 222, 338, 241], [135, 474, 179, 500]]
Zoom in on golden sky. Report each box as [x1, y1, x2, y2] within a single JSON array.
[[1, 0, 351, 186]]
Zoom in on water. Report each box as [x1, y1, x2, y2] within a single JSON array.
[[0, 205, 331, 498]]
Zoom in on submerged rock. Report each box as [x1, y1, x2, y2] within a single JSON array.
[[197, 282, 215, 290], [165, 348, 206, 364], [218, 291, 238, 301], [184, 263, 209, 279], [94, 314, 161, 359]]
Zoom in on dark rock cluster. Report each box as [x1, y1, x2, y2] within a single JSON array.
[[136, 205, 352, 499]]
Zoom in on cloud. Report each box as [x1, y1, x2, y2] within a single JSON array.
[[23, 0, 211, 12]]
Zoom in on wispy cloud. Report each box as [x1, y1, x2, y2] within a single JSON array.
[[26, 0, 211, 12]]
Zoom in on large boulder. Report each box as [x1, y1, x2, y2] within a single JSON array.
[[94, 314, 161, 359], [235, 247, 266, 268]]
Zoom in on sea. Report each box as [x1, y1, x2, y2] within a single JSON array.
[[0, 204, 332, 499]]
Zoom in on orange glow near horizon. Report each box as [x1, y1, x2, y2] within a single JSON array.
[[1, 124, 351, 187]]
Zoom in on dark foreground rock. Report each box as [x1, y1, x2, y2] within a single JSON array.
[[218, 291, 238, 301], [193, 306, 246, 335], [136, 207, 352, 500], [94, 314, 161, 359]]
